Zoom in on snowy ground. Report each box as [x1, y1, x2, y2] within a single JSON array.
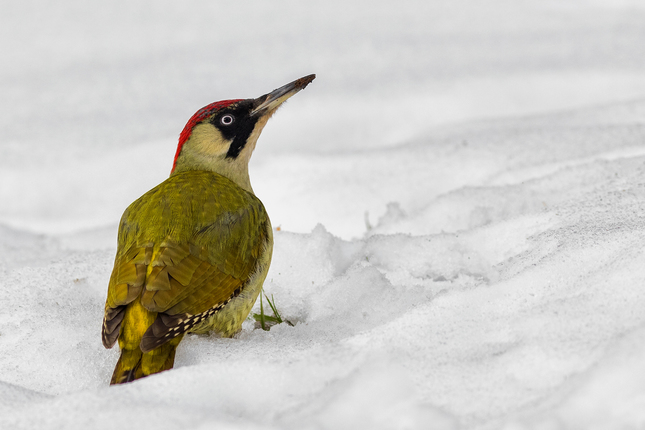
[[2, 1, 645, 429]]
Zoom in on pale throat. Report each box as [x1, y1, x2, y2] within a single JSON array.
[[172, 117, 271, 195]]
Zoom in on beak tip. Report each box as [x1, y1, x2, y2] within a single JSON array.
[[296, 74, 316, 90], [251, 74, 316, 116]]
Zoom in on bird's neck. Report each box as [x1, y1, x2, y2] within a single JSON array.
[[171, 154, 254, 194]]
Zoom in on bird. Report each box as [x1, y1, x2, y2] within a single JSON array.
[[101, 74, 315, 384]]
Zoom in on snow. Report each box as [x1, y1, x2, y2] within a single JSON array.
[[2, 0, 645, 428]]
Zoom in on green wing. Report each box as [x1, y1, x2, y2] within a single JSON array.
[[102, 171, 269, 352]]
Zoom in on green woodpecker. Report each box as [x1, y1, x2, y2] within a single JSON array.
[[102, 74, 315, 384]]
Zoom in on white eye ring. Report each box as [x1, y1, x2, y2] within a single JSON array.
[[220, 114, 235, 125]]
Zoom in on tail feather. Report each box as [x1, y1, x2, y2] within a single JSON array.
[[110, 349, 143, 385], [109, 298, 185, 385], [110, 348, 144, 384], [110, 337, 183, 385]]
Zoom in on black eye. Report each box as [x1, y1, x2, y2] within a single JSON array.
[[220, 114, 235, 126]]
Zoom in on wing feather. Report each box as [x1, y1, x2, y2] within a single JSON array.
[[102, 171, 269, 351]]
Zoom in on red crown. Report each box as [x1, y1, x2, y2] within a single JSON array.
[[171, 99, 242, 173]]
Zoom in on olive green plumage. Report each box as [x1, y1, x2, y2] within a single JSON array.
[[102, 171, 272, 384], [101, 74, 314, 385]]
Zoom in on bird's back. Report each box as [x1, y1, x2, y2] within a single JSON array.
[[103, 170, 273, 383]]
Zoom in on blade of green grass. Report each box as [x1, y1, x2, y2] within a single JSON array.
[[252, 288, 294, 330], [259, 291, 267, 331]]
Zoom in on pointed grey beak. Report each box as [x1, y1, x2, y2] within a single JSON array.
[[251, 74, 316, 117]]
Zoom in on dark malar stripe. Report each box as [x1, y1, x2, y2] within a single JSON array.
[[208, 99, 259, 159]]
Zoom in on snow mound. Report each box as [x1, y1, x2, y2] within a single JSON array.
[[2, 113, 645, 428], [3, 1, 645, 428]]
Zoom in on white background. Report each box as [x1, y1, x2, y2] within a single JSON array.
[[1, 1, 645, 429]]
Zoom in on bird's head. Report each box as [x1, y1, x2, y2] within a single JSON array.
[[170, 74, 315, 193]]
